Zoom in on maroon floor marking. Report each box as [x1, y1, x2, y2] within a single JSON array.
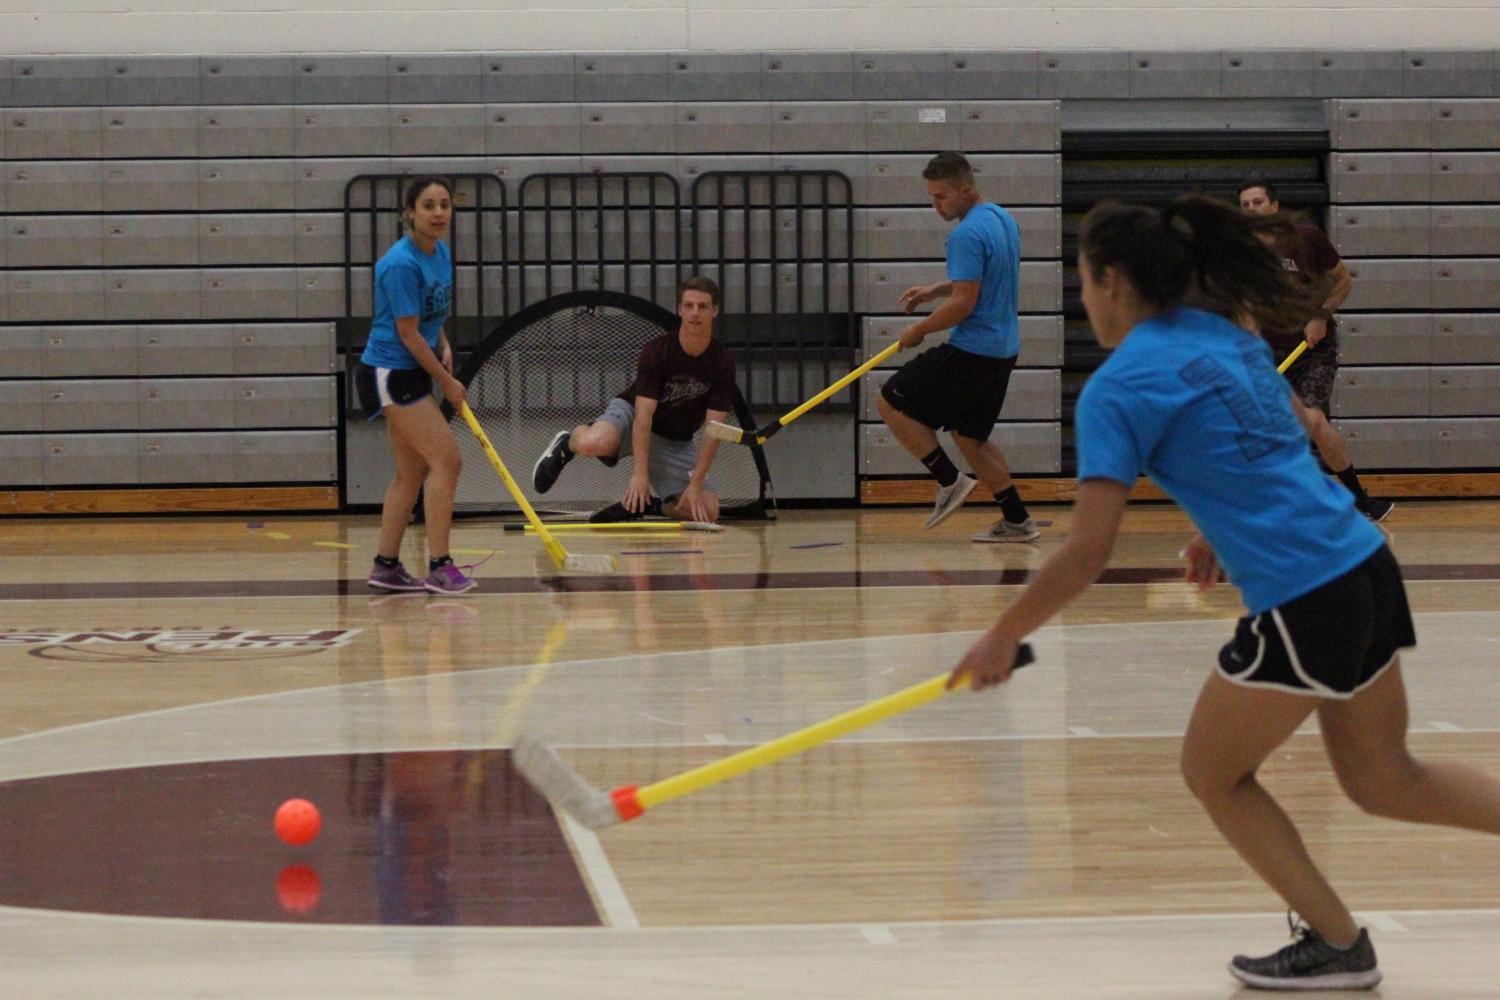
[[1, 564, 1495, 602], [0, 751, 600, 927]]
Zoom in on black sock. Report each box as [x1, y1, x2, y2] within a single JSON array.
[[920, 447, 960, 488], [1335, 465, 1369, 501], [995, 486, 1029, 524], [429, 555, 453, 571], [374, 554, 400, 568], [645, 495, 663, 516]]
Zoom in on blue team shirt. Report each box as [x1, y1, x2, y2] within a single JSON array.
[[945, 202, 1021, 359], [361, 236, 453, 369], [1075, 306, 1384, 615]]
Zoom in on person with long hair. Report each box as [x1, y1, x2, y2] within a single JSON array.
[[355, 176, 475, 595], [946, 194, 1500, 990]]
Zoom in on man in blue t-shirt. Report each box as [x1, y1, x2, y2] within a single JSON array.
[[876, 151, 1038, 542]]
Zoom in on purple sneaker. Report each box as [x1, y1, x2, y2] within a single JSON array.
[[424, 563, 477, 595], [367, 560, 425, 592]]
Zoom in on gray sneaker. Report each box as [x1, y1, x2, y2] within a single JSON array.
[[1229, 921, 1381, 991], [923, 475, 978, 529], [367, 560, 425, 592], [971, 517, 1040, 543]]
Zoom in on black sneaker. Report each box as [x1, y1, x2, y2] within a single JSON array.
[[532, 431, 573, 494], [589, 496, 662, 523], [1356, 496, 1395, 523], [1229, 919, 1381, 991]]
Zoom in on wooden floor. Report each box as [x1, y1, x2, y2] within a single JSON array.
[[4, 499, 1500, 998]]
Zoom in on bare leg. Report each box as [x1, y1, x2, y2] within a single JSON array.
[[1320, 660, 1500, 833], [876, 392, 940, 460], [570, 420, 623, 460], [377, 417, 429, 559], [952, 434, 1015, 495], [384, 398, 462, 559], [1180, 673, 1359, 946]]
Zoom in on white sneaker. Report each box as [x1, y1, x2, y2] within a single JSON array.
[[972, 517, 1040, 543], [923, 475, 978, 529]]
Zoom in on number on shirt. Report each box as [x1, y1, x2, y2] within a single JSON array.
[[1177, 353, 1290, 463]]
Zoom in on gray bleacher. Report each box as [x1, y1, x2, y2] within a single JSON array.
[[3, 53, 1499, 499], [1327, 99, 1500, 471]]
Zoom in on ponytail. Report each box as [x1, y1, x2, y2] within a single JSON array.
[[1080, 194, 1327, 335]]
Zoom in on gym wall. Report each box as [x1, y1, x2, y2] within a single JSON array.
[[1, 3, 1493, 55]]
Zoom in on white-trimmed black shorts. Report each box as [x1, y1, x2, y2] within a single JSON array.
[[355, 363, 432, 418], [1217, 545, 1416, 699]]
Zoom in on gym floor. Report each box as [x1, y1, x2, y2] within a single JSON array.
[[4, 500, 1499, 998]]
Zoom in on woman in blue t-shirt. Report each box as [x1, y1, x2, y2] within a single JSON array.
[[354, 176, 474, 595], [945, 195, 1500, 991]]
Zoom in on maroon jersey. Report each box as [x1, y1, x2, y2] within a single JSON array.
[[617, 334, 736, 441], [1262, 223, 1342, 351]]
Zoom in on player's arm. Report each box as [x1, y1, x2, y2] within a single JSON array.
[[677, 408, 727, 521], [948, 478, 1128, 690], [386, 263, 463, 404], [395, 316, 464, 405], [623, 395, 659, 512], [898, 280, 954, 313], [898, 280, 979, 349], [1305, 246, 1353, 347]]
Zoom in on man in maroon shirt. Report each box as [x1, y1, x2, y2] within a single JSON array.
[[1239, 179, 1394, 522], [531, 276, 735, 523]]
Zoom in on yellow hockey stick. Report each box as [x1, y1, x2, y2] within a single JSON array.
[[706, 340, 903, 446], [1276, 340, 1310, 374], [457, 402, 617, 575], [515, 643, 1034, 828], [502, 521, 724, 533]]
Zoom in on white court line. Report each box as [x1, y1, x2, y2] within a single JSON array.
[[1428, 721, 1464, 732], [9, 606, 1497, 753], [1355, 911, 1410, 932], [7, 903, 1494, 938], [858, 924, 898, 945], [12, 723, 1500, 786], [5, 611, 1497, 781], [0, 618, 1188, 752], [557, 810, 638, 930], [1068, 726, 1100, 737]]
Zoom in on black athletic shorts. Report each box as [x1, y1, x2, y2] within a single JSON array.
[[355, 363, 432, 418], [1273, 340, 1338, 415], [879, 343, 1018, 441], [1217, 544, 1416, 699]]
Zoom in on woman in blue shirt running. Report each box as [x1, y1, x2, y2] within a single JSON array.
[[354, 176, 474, 595], [946, 195, 1500, 991]]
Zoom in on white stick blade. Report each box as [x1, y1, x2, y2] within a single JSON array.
[[563, 553, 619, 575], [679, 521, 725, 532], [704, 420, 744, 443], [512, 736, 619, 830]]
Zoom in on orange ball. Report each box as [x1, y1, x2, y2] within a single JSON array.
[[274, 798, 321, 846]]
